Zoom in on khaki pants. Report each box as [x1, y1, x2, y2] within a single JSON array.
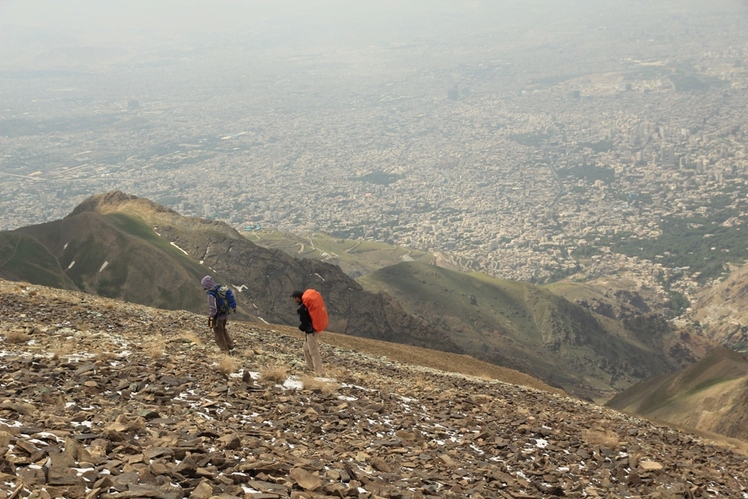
[[304, 332, 324, 375], [213, 317, 235, 352]]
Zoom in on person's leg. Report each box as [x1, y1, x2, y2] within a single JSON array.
[[214, 318, 231, 351], [225, 320, 235, 350], [303, 335, 314, 370], [306, 332, 324, 375]]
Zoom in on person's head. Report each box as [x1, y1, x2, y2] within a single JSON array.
[[201, 275, 216, 290], [291, 289, 303, 304]]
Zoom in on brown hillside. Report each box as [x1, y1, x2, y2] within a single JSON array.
[[1, 279, 748, 497], [606, 347, 748, 441]]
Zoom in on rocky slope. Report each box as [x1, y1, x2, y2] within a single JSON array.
[[546, 277, 668, 321], [1, 279, 747, 498], [690, 262, 748, 350]]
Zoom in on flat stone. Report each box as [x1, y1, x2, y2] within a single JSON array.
[[639, 460, 664, 471], [290, 467, 322, 491]]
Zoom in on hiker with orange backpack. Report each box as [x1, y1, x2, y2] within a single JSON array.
[[291, 289, 328, 375]]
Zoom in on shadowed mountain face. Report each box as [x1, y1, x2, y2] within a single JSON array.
[[0, 191, 461, 355], [360, 262, 715, 400], [606, 347, 748, 441]]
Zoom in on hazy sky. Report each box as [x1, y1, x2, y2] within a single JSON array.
[[3, 1, 746, 43], [1, 0, 747, 74], [0, 1, 463, 32]]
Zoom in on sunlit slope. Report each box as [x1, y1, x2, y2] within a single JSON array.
[[546, 277, 665, 319], [5, 211, 219, 314], [606, 347, 748, 441], [0, 232, 78, 290], [246, 230, 435, 278], [360, 261, 706, 400]]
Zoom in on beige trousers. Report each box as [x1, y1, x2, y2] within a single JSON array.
[[304, 332, 324, 375]]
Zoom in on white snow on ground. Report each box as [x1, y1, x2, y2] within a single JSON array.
[[170, 242, 188, 255], [229, 370, 260, 380], [153, 227, 161, 236], [257, 317, 269, 324], [63, 243, 68, 249], [283, 377, 304, 390], [98, 261, 109, 273], [314, 273, 325, 281], [67, 261, 75, 270], [233, 284, 248, 292]]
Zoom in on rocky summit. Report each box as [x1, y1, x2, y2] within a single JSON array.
[[1, 279, 746, 499]]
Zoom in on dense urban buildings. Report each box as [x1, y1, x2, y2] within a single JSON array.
[[2, 1, 747, 298]]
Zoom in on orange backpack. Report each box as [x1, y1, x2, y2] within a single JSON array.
[[302, 289, 329, 332]]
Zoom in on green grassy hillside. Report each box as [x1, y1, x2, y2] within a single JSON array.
[[246, 230, 435, 278], [606, 347, 748, 441], [360, 261, 704, 400], [4, 211, 240, 316], [0, 232, 78, 290]]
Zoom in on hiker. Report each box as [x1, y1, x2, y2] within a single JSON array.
[[291, 289, 328, 375], [201, 275, 236, 352]]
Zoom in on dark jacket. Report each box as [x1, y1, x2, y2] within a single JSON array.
[[297, 303, 315, 333]]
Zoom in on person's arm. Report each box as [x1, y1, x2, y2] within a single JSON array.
[[207, 292, 217, 325], [298, 305, 314, 333], [227, 288, 237, 313]]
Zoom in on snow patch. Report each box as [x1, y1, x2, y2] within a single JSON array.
[[257, 317, 269, 324], [98, 261, 109, 273], [314, 273, 325, 281], [170, 242, 188, 255], [63, 243, 68, 250], [234, 284, 248, 292], [283, 377, 304, 390], [66, 261, 75, 270]]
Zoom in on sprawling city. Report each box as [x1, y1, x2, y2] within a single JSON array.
[[2, 1, 747, 296]]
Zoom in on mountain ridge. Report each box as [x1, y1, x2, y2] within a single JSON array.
[[0, 191, 463, 356]]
